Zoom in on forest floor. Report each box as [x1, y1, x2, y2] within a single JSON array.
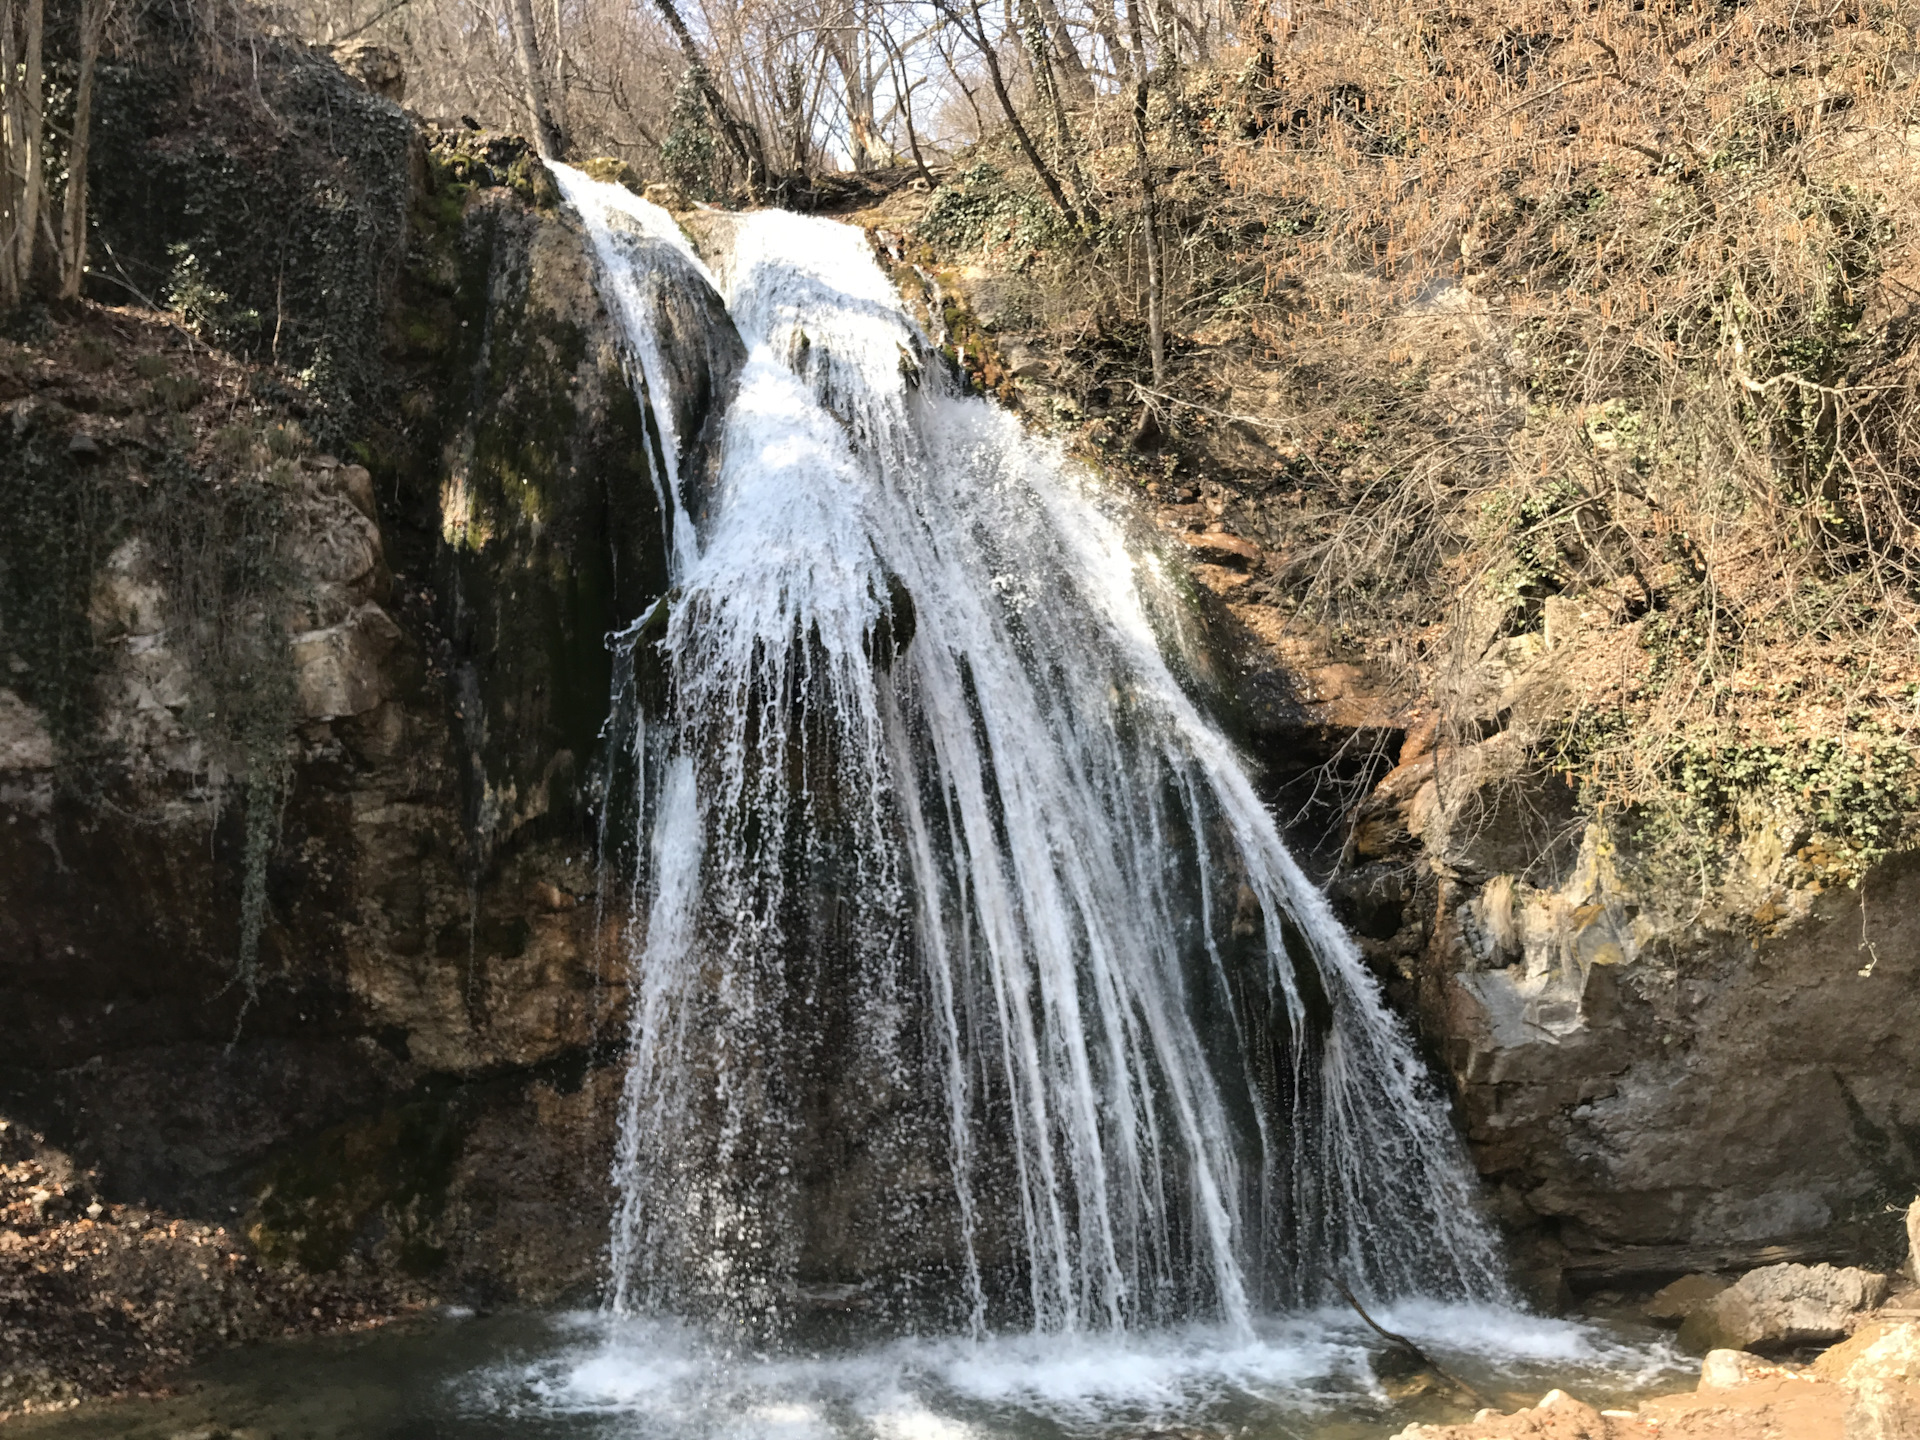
[[0, 1117, 418, 1420]]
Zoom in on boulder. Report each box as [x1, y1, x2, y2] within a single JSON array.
[[1646, 1272, 1732, 1324], [1699, 1348, 1793, 1388], [1817, 1322, 1920, 1440], [1680, 1263, 1891, 1354], [1909, 1197, 1919, 1284]]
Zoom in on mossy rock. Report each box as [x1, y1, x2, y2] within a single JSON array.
[[246, 1098, 470, 1276], [574, 155, 643, 194]]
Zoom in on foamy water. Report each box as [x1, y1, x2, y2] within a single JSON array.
[[464, 1304, 1685, 1439]]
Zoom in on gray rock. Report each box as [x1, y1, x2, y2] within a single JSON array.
[[1680, 1262, 1891, 1354], [0, 690, 54, 770], [1647, 1272, 1732, 1324], [1908, 1197, 1919, 1284], [1699, 1348, 1782, 1388]]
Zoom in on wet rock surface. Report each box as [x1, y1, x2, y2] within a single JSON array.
[[0, 22, 663, 1379], [1678, 1264, 1891, 1354]]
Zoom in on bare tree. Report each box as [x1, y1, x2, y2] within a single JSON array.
[[933, 0, 1080, 224], [1, 0, 50, 306], [1123, 0, 1165, 396], [60, 0, 115, 298], [504, 0, 566, 156]]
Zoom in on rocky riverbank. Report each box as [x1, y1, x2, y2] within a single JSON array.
[[1393, 1233, 1920, 1440]]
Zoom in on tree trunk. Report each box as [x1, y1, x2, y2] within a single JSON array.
[[19, 0, 46, 289], [548, 0, 571, 149], [1033, 0, 1093, 99], [822, 28, 887, 171], [59, 0, 108, 299], [1088, 0, 1128, 82], [1124, 0, 1166, 397], [0, 0, 23, 307], [879, 30, 936, 188], [504, 0, 565, 158]]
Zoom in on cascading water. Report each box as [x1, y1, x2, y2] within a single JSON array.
[[549, 163, 1508, 1349]]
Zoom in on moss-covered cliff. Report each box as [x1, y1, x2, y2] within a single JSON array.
[[0, 21, 684, 1404]]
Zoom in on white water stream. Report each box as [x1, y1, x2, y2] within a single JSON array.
[[548, 164, 1506, 1349]]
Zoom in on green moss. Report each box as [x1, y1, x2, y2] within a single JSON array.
[[575, 155, 643, 193], [1550, 709, 1920, 890], [247, 1098, 471, 1275]]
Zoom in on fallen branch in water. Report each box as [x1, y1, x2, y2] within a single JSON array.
[[1332, 1275, 1492, 1407]]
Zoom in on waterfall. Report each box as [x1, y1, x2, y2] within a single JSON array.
[[549, 164, 1507, 1345]]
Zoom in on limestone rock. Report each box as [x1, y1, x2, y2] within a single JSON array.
[[290, 603, 401, 719], [1806, 1321, 1920, 1440], [1848, 1379, 1920, 1440], [331, 463, 378, 521], [1819, 1321, 1920, 1386], [332, 40, 405, 103], [1908, 1197, 1920, 1283], [88, 538, 167, 640], [0, 689, 53, 770], [1680, 1263, 1891, 1353], [1647, 1272, 1733, 1324], [1002, 343, 1048, 378], [1699, 1348, 1793, 1388], [1179, 529, 1262, 567]]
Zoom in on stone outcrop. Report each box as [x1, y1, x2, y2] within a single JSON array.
[[1678, 1264, 1890, 1354], [0, 26, 681, 1322], [1818, 1322, 1920, 1440]]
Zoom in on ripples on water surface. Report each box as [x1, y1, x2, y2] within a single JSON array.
[[14, 1303, 1687, 1440]]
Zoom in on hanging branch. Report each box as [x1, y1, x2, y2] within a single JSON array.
[[1122, 0, 1166, 404]]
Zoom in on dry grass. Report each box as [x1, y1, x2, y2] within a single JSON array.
[[918, 0, 1920, 891]]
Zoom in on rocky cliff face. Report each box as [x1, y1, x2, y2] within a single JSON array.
[[0, 31, 673, 1329]]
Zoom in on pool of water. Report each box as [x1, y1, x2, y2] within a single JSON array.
[[10, 1302, 1690, 1440]]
